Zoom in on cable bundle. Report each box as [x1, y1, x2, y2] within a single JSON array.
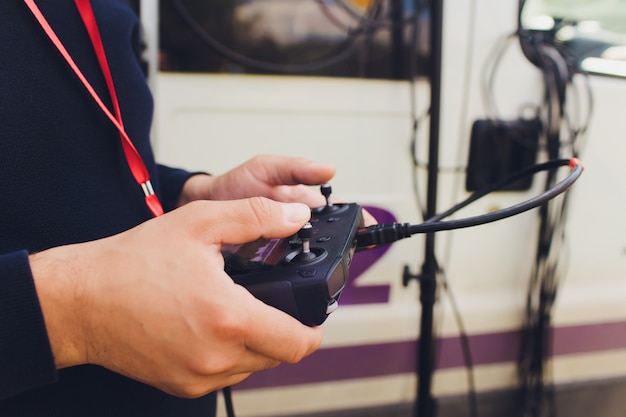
[[516, 1, 592, 416]]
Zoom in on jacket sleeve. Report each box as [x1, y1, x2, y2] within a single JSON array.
[[0, 251, 57, 400], [156, 164, 209, 212]]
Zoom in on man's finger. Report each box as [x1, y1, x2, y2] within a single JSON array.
[[253, 155, 336, 187], [241, 299, 323, 364], [172, 198, 311, 245]]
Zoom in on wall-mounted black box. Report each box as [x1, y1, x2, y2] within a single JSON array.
[[465, 118, 541, 192]]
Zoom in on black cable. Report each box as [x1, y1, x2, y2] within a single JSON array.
[[428, 158, 567, 224], [223, 386, 236, 417], [481, 32, 518, 119], [356, 158, 583, 248], [515, 6, 592, 415], [563, 65, 594, 155], [439, 268, 479, 417]]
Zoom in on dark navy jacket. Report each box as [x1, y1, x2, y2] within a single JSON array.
[[0, 1, 216, 415]]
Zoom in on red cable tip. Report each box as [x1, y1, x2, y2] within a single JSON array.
[[569, 158, 583, 171]]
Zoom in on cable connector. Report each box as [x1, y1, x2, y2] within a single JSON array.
[[356, 223, 413, 248]]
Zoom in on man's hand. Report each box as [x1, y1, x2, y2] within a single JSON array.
[[30, 198, 323, 398], [177, 155, 336, 208], [178, 154, 377, 226]]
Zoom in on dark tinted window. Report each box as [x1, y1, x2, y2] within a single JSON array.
[[158, 0, 430, 79]]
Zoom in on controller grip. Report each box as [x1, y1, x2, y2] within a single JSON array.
[[244, 280, 300, 320]]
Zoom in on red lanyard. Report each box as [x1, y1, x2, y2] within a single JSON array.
[[23, 0, 164, 217]]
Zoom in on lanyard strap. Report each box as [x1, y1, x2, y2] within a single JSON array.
[[23, 0, 164, 217]]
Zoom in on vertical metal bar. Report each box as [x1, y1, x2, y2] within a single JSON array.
[[415, 0, 443, 416], [391, 0, 405, 79]]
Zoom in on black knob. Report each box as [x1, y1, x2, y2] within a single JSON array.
[[320, 183, 332, 199], [298, 222, 313, 243], [320, 183, 334, 209]]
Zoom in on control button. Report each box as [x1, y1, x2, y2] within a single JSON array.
[[327, 217, 340, 223], [298, 269, 317, 278], [326, 300, 339, 314], [317, 236, 331, 243]]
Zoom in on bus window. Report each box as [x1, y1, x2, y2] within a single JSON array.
[[521, 0, 626, 77], [158, 0, 430, 79]]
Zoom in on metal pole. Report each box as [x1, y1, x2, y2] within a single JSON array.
[[391, 0, 405, 79], [415, 0, 443, 415]]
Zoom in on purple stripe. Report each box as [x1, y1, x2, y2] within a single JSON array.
[[552, 321, 626, 355], [436, 329, 521, 368], [237, 321, 626, 390]]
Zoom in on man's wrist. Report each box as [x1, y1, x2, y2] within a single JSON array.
[[30, 248, 89, 369]]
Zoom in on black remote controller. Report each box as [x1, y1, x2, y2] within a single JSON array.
[[222, 185, 363, 326]]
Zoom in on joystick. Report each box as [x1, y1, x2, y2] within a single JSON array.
[[222, 186, 363, 325], [321, 183, 333, 209], [298, 222, 314, 255], [314, 183, 347, 214], [287, 222, 327, 264], [291, 223, 323, 263]]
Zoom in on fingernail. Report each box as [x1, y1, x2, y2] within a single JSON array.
[[284, 203, 310, 224]]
